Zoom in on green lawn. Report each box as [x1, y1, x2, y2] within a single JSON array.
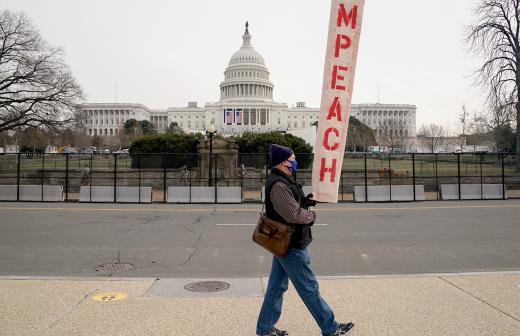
[[0, 154, 518, 178]]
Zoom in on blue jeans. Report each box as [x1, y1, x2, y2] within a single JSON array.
[[256, 248, 338, 336]]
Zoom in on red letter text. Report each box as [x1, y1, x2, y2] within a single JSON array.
[[320, 158, 337, 182], [335, 34, 351, 58], [331, 65, 348, 91], [337, 4, 358, 29], [326, 97, 343, 121], [324, 128, 340, 151]]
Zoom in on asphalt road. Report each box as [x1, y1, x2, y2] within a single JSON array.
[[0, 201, 519, 278]]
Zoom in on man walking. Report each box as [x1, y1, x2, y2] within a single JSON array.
[[256, 144, 355, 336]]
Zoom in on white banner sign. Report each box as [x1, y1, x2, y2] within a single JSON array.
[[312, 0, 365, 203]]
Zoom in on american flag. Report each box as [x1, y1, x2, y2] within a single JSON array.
[[235, 109, 242, 125], [225, 109, 234, 125]]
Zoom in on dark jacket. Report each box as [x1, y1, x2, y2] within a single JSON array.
[[265, 168, 313, 249]]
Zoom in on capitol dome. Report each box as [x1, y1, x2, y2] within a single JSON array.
[[229, 47, 265, 66], [220, 22, 274, 102]]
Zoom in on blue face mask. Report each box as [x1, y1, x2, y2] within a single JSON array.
[[289, 160, 298, 174]]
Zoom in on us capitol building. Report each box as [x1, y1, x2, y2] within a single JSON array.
[[78, 23, 417, 142]]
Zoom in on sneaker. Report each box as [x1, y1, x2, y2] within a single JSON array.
[[332, 322, 355, 335], [260, 327, 289, 336]]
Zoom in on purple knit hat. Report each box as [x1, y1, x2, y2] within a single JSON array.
[[269, 144, 293, 167]]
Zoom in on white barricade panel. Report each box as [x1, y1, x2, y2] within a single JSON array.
[[16, 185, 64, 202], [391, 185, 426, 201], [167, 187, 190, 203], [368, 186, 391, 202], [460, 184, 482, 200], [116, 187, 152, 203], [440, 184, 459, 200], [0, 185, 18, 201], [217, 187, 242, 203], [191, 187, 215, 203], [441, 184, 505, 200], [353, 186, 366, 202], [482, 184, 506, 199], [79, 186, 114, 202], [354, 185, 425, 202]]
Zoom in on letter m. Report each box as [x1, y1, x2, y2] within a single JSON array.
[[337, 4, 358, 29]]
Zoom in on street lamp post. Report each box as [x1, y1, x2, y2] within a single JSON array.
[[206, 125, 216, 186]]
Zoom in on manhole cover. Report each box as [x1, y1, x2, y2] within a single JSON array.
[[184, 281, 230, 293], [93, 292, 128, 302], [95, 263, 133, 273]]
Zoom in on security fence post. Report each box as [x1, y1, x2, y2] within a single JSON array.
[[189, 154, 192, 203], [163, 153, 167, 203], [388, 153, 392, 202], [457, 153, 461, 200], [138, 154, 142, 204], [113, 153, 117, 203], [65, 153, 70, 202], [435, 154, 439, 200], [214, 154, 217, 204], [479, 153, 483, 200], [364, 153, 368, 203], [501, 153, 506, 200], [16, 152, 21, 201], [41, 154, 45, 201], [239, 154, 243, 203], [412, 153, 416, 201], [89, 153, 93, 203]]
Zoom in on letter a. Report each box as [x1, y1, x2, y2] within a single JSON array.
[[337, 4, 358, 29], [326, 97, 342, 122]]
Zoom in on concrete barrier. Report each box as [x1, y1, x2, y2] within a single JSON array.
[[79, 186, 152, 203], [354, 185, 426, 202], [0, 185, 17, 201], [167, 186, 191, 203], [440, 184, 506, 200], [217, 187, 242, 203], [168, 187, 242, 203], [168, 186, 215, 203], [0, 185, 64, 201], [116, 187, 152, 203]]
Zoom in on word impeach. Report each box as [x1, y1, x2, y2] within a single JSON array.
[[312, 0, 365, 203]]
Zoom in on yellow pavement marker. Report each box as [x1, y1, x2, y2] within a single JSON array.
[[92, 292, 128, 302]]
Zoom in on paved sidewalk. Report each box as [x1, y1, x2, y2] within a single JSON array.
[[1, 273, 520, 335]]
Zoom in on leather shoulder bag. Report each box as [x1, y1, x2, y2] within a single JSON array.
[[252, 212, 294, 258]]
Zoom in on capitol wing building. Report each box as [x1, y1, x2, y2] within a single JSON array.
[[78, 24, 417, 142]]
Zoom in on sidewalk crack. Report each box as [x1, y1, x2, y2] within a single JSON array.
[[439, 277, 520, 324], [47, 289, 99, 330]]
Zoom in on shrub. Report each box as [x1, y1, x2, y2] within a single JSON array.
[[129, 133, 203, 168], [233, 132, 313, 169]]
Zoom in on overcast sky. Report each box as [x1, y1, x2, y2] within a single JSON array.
[[2, 0, 486, 130]]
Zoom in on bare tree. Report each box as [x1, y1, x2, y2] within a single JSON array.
[[418, 124, 445, 153], [379, 121, 409, 153], [0, 10, 84, 133], [466, 0, 520, 168]]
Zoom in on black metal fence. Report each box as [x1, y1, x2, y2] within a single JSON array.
[[0, 152, 518, 203]]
